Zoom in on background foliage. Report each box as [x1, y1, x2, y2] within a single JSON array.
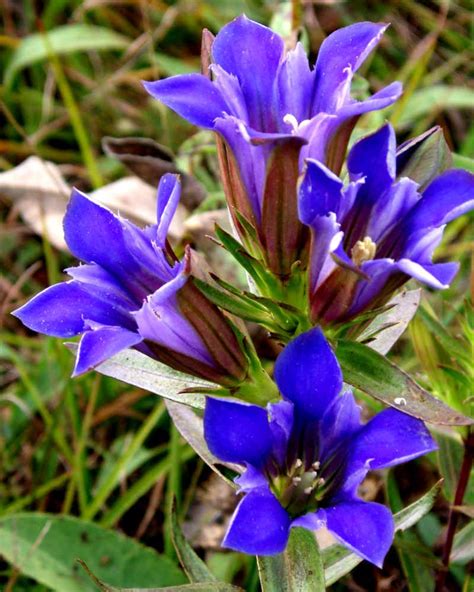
[[1, 1, 472, 590]]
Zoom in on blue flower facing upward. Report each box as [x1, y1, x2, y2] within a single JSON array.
[[144, 16, 402, 278], [299, 123, 474, 325], [13, 174, 249, 387], [204, 328, 436, 565]]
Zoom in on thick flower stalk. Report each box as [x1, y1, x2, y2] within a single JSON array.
[[13, 174, 258, 390], [204, 328, 436, 565], [144, 16, 401, 278], [299, 123, 474, 325]]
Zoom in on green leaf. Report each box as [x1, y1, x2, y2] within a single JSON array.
[[359, 289, 421, 355], [80, 559, 242, 591], [398, 86, 474, 128], [323, 481, 442, 585], [452, 153, 474, 173], [5, 24, 130, 86], [67, 344, 209, 409], [257, 528, 325, 591], [336, 340, 472, 426], [0, 513, 185, 591], [451, 522, 474, 565], [165, 401, 239, 485], [387, 473, 436, 592], [170, 504, 217, 583]]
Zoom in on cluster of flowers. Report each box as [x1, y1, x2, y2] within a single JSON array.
[[15, 16, 473, 566]]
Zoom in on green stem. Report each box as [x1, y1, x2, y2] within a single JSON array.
[[257, 528, 325, 592]]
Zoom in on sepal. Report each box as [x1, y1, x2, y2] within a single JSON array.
[[396, 126, 452, 188]]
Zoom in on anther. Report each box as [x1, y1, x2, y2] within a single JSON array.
[[351, 236, 377, 266], [294, 458, 303, 469], [292, 477, 302, 485], [303, 486, 313, 495]]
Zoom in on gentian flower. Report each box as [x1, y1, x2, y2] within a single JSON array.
[[299, 123, 474, 324], [13, 174, 250, 387], [144, 16, 401, 276], [204, 328, 436, 565]]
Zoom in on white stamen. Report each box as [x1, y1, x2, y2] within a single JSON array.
[[283, 113, 299, 132], [294, 458, 303, 469], [312, 461, 321, 470], [303, 486, 313, 495], [351, 236, 377, 266], [394, 397, 407, 406], [292, 477, 302, 485]]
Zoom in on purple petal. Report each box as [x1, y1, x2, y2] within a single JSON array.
[[156, 173, 181, 245], [395, 258, 457, 289], [66, 264, 138, 309], [278, 43, 314, 124], [12, 281, 131, 338], [366, 178, 420, 243], [313, 22, 388, 113], [134, 274, 213, 365], [235, 465, 268, 492], [339, 81, 403, 118], [299, 159, 344, 224], [64, 188, 140, 276], [406, 169, 474, 230], [319, 391, 361, 459], [204, 398, 273, 468], [274, 327, 342, 420], [212, 15, 284, 132], [349, 408, 437, 473], [347, 124, 396, 195], [323, 501, 394, 567], [73, 326, 141, 376], [223, 488, 291, 555], [268, 400, 294, 467], [143, 74, 228, 128]]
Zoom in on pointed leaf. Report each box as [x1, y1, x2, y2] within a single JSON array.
[[170, 505, 217, 583], [165, 400, 240, 485], [323, 481, 442, 585], [359, 289, 421, 354], [336, 340, 472, 425], [67, 344, 210, 409], [451, 522, 474, 565]]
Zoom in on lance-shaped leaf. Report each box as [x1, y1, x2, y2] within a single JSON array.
[[323, 481, 443, 585], [359, 289, 421, 355], [170, 504, 218, 584], [257, 528, 325, 592], [67, 343, 209, 409], [336, 340, 472, 425], [396, 126, 452, 189], [165, 400, 240, 484], [260, 137, 308, 277]]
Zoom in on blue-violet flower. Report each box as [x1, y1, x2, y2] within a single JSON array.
[[204, 327, 436, 565], [13, 174, 248, 386], [299, 123, 474, 324], [144, 16, 401, 276]]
